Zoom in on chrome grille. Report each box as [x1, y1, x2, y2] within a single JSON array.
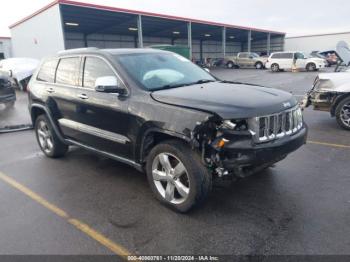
[[249, 106, 303, 143]]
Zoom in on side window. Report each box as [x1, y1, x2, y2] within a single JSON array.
[[239, 53, 248, 58], [271, 53, 280, 59], [83, 57, 116, 89], [56, 57, 80, 86], [37, 58, 58, 83]]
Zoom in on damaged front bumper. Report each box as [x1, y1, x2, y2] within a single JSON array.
[[210, 126, 307, 178], [302, 90, 338, 112]]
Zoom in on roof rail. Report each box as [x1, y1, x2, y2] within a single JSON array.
[[57, 47, 99, 55]]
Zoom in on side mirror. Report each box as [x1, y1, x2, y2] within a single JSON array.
[[249, 56, 254, 59], [95, 76, 126, 95], [8, 70, 13, 78]]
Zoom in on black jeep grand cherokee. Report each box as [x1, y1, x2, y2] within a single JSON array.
[[28, 48, 307, 212]]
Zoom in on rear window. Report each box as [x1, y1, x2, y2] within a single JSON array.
[[271, 53, 293, 59], [37, 58, 58, 83], [56, 57, 80, 86]]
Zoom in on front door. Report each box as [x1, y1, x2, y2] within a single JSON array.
[[70, 56, 132, 159]]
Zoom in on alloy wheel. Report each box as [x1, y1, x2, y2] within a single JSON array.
[[152, 153, 190, 204], [340, 103, 350, 127], [37, 120, 54, 154]]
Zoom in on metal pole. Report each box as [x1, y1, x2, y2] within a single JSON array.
[[137, 15, 143, 48], [267, 33, 271, 55], [247, 30, 251, 52], [187, 21, 192, 61], [222, 27, 226, 57]]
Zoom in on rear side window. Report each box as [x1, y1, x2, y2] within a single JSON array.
[[37, 58, 58, 83], [271, 53, 293, 59], [239, 53, 249, 58], [56, 57, 80, 86], [83, 57, 116, 89]]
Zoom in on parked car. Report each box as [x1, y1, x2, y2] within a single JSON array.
[[310, 51, 331, 67], [265, 51, 326, 72], [0, 72, 16, 108], [302, 72, 350, 130], [225, 52, 267, 69], [0, 58, 39, 91], [318, 50, 339, 66], [28, 48, 307, 212]]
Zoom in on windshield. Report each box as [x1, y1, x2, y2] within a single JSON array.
[[114, 52, 215, 91]]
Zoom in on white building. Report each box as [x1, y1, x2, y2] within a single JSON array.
[[0, 37, 12, 59], [9, 0, 285, 60], [285, 31, 350, 53]]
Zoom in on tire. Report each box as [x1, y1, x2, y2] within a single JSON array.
[[146, 140, 212, 213], [35, 114, 69, 157], [271, 63, 280, 72], [255, 62, 263, 69], [306, 63, 316, 72], [226, 61, 235, 69], [335, 97, 350, 130]]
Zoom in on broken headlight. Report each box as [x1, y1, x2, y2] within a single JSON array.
[[219, 119, 248, 131]]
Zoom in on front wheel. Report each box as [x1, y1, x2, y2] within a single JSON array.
[[335, 97, 350, 130], [146, 140, 212, 212], [306, 63, 316, 72], [35, 114, 69, 157]]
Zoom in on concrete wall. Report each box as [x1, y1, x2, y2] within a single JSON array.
[[0, 38, 12, 59], [10, 5, 65, 59], [285, 32, 350, 53]]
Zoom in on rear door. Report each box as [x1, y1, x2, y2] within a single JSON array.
[[68, 55, 132, 159], [237, 53, 249, 67], [52, 56, 82, 139]]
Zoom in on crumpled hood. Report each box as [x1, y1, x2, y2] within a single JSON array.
[[151, 82, 297, 119]]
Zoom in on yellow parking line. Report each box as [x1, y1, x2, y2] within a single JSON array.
[[307, 140, 350, 149], [0, 171, 131, 258]]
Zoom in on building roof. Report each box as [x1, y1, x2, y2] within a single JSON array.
[[9, 0, 285, 35], [286, 31, 350, 39]]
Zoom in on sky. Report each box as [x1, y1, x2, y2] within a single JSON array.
[[0, 0, 349, 37]]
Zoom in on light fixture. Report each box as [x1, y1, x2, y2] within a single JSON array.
[[229, 36, 235, 39], [65, 22, 79, 26], [128, 27, 138, 31], [173, 31, 180, 35], [204, 34, 211, 37]]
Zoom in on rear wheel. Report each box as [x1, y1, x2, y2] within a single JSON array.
[[255, 62, 263, 69], [271, 63, 280, 72], [35, 115, 69, 157], [226, 61, 235, 69], [335, 97, 350, 130], [306, 63, 316, 72], [146, 140, 212, 212]]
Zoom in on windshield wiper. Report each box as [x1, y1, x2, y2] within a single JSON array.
[[152, 79, 216, 91], [195, 79, 216, 84]]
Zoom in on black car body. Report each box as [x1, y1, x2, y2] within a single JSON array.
[[0, 73, 16, 107], [28, 48, 307, 212]]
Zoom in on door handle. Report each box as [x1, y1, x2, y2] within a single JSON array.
[[78, 93, 88, 100], [46, 87, 55, 93]]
